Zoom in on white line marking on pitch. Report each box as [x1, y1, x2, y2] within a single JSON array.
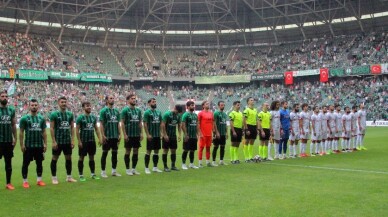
[[265, 162, 388, 175]]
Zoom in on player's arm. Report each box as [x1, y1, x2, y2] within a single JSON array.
[[143, 111, 151, 140], [116, 110, 121, 142], [257, 114, 264, 136], [243, 110, 248, 133], [181, 114, 188, 141], [76, 117, 82, 148], [94, 120, 102, 145], [299, 116, 303, 134], [139, 110, 143, 141], [229, 117, 236, 137], [177, 118, 182, 142], [197, 113, 203, 138], [11, 110, 17, 146], [99, 110, 106, 144], [161, 112, 168, 140], [70, 115, 75, 148], [214, 113, 220, 138], [50, 113, 58, 149], [120, 109, 128, 142], [357, 112, 362, 130], [19, 118, 25, 152], [312, 117, 316, 135], [42, 121, 48, 153], [342, 116, 346, 132]]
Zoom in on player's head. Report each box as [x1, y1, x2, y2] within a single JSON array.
[[82, 101, 92, 114], [186, 101, 195, 112], [105, 95, 114, 106], [262, 102, 269, 111], [57, 96, 67, 110], [313, 106, 319, 113], [246, 97, 254, 107], [322, 106, 327, 113], [148, 98, 157, 109], [352, 105, 357, 112], [126, 94, 137, 106], [293, 103, 300, 112], [270, 100, 280, 111], [173, 105, 183, 114], [218, 101, 225, 111], [281, 101, 288, 109], [345, 106, 350, 113], [302, 103, 308, 112], [202, 100, 209, 110], [359, 103, 365, 109], [233, 101, 240, 111], [29, 98, 39, 113], [329, 104, 334, 112], [0, 90, 8, 106], [335, 104, 341, 112]]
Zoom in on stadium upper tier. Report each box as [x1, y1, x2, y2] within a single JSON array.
[[1, 31, 387, 77]]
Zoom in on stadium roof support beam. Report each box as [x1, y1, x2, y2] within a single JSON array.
[[66, 0, 99, 25], [0, 0, 12, 9], [135, 0, 159, 47], [109, 0, 138, 29], [241, 0, 274, 31], [205, 0, 220, 47], [30, 0, 56, 23]]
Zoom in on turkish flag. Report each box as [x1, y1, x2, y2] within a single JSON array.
[[284, 71, 293, 85], [370, 64, 382, 74], [320, 68, 329, 82]]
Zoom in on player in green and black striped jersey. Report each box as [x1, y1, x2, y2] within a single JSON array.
[[76, 101, 101, 181], [0, 90, 17, 190], [212, 101, 229, 166], [19, 99, 47, 188], [49, 96, 76, 184], [181, 101, 199, 170], [99, 95, 121, 178], [161, 105, 182, 172], [121, 94, 143, 176], [143, 98, 163, 174]]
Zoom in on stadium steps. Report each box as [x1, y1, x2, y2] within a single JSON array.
[[46, 40, 78, 67], [107, 48, 128, 75]]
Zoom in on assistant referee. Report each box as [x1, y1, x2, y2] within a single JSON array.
[[258, 102, 271, 161]]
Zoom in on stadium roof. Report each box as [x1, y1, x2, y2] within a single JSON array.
[[1, 0, 388, 46]]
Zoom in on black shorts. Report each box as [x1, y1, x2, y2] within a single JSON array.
[[0, 142, 14, 159], [231, 128, 243, 143], [183, 138, 197, 151], [52, 143, 72, 156], [245, 125, 258, 140], [146, 137, 161, 150], [124, 137, 141, 149], [24, 147, 44, 162], [162, 138, 178, 150], [102, 138, 119, 151], [259, 129, 271, 141], [213, 135, 226, 146], [79, 141, 97, 157]]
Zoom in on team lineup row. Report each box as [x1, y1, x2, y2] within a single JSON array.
[[0, 90, 367, 190]]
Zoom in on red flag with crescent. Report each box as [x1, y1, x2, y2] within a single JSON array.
[[284, 71, 293, 85], [320, 68, 329, 82], [370, 64, 382, 74]]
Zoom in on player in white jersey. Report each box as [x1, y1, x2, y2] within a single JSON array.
[[319, 106, 329, 155], [289, 104, 301, 158], [334, 105, 343, 153], [342, 107, 353, 152], [269, 101, 281, 160], [357, 104, 367, 150], [350, 106, 359, 151], [327, 105, 337, 154], [311, 106, 322, 156], [299, 103, 310, 157]]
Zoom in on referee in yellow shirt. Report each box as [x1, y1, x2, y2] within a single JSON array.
[[243, 97, 258, 162], [229, 101, 243, 164], [258, 102, 272, 160]]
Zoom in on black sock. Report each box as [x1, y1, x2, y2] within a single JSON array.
[[65, 159, 72, 176], [5, 157, 12, 184], [162, 154, 168, 168], [182, 151, 188, 164], [220, 146, 225, 160], [132, 154, 138, 169], [153, 154, 159, 168], [112, 151, 118, 169], [36, 159, 43, 177], [171, 154, 176, 167], [212, 146, 219, 161], [50, 159, 57, 176], [124, 154, 130, 169], [78, 160, 84, 176], [189, 151, 194, 164], [145, 154, 150, 168], [101, 151, 108, 170], [22, 158, 30, 180], [89, 160, 95, 174]]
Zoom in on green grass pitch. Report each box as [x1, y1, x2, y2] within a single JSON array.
[[0, 127, 387, 217]]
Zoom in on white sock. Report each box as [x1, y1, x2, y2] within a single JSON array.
[[23, 179, 28, 182], [300, 143, 303, 153], [67, 175, 72, 178], [275, 142, 279, 157], [268, 143, 272, 158], [198, 160, 202, 165], [206, 160, 210, 164], [361, 136, 364, 146], [315, 142, 319, 153], [37, 177, 42, 181], [112, 169, 116, 173], [310, 143, 314, 154], [294, 145, 297, 155], [289, 145, 293, 156]]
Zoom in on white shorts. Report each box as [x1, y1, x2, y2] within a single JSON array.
[[300, 131, 310, 140], [311, 132, 322, 141], [289, 132, 300, 141], [342, 131, 351, 139], [335, 130, 342, 138], [321, 131, 328, 140], [272, 128, 281, 140], [358, 127, 366, 135], [352, 130, 358, 137], [328, 128, 336, 138]]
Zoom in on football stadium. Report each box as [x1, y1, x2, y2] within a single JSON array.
[[0, 0, 387, 216]]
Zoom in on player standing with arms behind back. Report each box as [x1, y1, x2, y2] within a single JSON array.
[[289, 104, 301, 158], [212, 101, 228, 166], [19, 99, 47, 188], [299, 103, 310, 157], [357, 104, 367, 150], [50, 96, 77, 184], [258, 103, 271, 161], [181, 101, 199, 170], [269, 101, 281, 160], [279, 101, 290, 159], [197, 101, 214, 167], [0, 90, 17, 190]]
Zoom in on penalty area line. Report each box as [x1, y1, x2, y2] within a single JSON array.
[[265, 162, 388, 175]]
